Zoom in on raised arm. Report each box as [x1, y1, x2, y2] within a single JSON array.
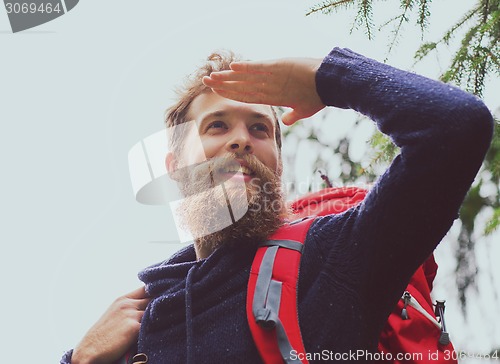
[[204, 47, 494, 335], [203, 47, 493, 263], [309, 47, 493, 268]]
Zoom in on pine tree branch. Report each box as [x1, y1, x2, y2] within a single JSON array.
[[306, 0, 356, 16], [358, 0, 375, 40], [386, 0, 415, 56], [414, 4, 481, 62], [417, 0, 431, 34]]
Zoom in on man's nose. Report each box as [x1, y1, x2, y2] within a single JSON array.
[[226, 124, 253, 154]]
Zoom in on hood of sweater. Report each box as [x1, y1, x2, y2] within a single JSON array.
[[137, 241, 258, 362]]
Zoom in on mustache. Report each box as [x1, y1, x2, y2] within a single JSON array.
[[176, 152, 286, 247], [173, 153, 276, 195]]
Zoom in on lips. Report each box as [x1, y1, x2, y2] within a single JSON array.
[[218, 164, 255, 176]]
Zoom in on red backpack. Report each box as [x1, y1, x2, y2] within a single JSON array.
[[247, 186, 457, 364]]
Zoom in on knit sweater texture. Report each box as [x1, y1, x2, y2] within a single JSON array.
[[135, 48, 493, 363], [62, 47, 494, 364]]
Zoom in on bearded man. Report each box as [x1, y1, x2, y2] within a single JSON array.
[[62, 47, 493, 364]]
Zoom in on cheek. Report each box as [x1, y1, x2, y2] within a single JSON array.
[[200, 136, 230, 159], [177, 143, 206, 168], [258, 143, 280, 172], [175, 130, 208, 167]]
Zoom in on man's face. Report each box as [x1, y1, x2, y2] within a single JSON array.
[[169, 90, 281, 179], [166, 91, 286, 253]]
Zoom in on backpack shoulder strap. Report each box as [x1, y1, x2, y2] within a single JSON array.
[[247, 217, 315, 364]]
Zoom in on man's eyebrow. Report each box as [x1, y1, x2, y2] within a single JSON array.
[[200, 110, 275, 123], [200, 110, 228, 121]]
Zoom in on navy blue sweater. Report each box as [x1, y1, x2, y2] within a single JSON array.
[[136, 48, 493, 363], [62, 48, 493, 364], [135, 49, 493, 363]]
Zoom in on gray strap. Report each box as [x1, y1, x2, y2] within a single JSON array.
[[253, 246, 279, 327], [276, 319, 303, 364], [259, 279, 302, 363], [266, 280, 282, 313], [255, 279, 283, 330], [252, 244, 305, 363], [259, 239, 303, 252], [267, 281, 302, 364]]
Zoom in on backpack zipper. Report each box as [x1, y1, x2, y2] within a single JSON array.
[[400, 291, 441, 329], [400, 291, 451, 346]]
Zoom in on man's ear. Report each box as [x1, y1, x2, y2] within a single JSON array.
[[166, 152, 180, 181]]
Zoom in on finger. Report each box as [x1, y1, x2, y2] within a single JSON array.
[[281, 110, 303, 126], [126, 286, 148, 299], [212, 88, 284, 106], [202, 75, 226, 88], [230, 60, 275, 73], [207, 70, 271, 83], [134, 297, 151, 311], [211, 88, 269, 105], [133, 310, 147, 323], [206, 80, 268, 96], [212, 89, 286, 106]]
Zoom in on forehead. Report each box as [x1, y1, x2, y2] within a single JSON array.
[[186, 91, 276, 124]]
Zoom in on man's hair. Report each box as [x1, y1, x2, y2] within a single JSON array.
[[165, 51, 282, 155]]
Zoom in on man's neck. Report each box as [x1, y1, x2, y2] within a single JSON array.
[[194, 242, 214, 260]]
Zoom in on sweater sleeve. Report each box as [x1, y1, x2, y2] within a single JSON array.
[[60, 350, 72, 364], [311, 48, 493, 334]]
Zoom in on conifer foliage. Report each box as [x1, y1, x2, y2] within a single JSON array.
[[307, 0, 499, 96], [303, 0, 500, 312]]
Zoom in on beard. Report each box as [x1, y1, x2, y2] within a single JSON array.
[[174, 153, 289, 255]]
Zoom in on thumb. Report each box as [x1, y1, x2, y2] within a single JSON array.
[[281, 109, 303, 126]]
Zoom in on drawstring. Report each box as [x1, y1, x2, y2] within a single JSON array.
[[185, 264, 197, 364], [131, 353, 148, 364]]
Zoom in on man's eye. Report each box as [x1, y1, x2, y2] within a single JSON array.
[[252, 123, 270, 133], [207, 121, 227, 130]]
